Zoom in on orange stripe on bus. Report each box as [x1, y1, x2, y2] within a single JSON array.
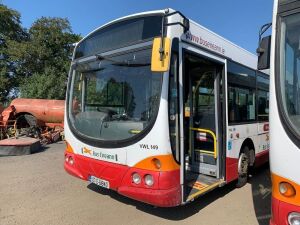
[[271, 172, 300, 207], [133, 154, 180, 172]]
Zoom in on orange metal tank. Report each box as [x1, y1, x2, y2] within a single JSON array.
[[11, 98, 65, 124]]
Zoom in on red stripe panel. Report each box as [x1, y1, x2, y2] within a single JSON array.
[[254, 150, 269, 167], [226, 157, 238, 183], [270, 196, 300, 225], [64, 152, 181, 207]]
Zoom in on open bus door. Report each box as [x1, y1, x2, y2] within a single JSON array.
[[179, 46, 226, 203]]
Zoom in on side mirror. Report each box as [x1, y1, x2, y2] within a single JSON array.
[[257, 35, 271, 70], [151, 37, 171, 72]]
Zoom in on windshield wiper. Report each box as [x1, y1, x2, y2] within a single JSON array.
[[95, 54, 150, 67], [82, 68, 105, 73]]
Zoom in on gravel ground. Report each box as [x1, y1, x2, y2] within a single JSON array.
[[0, 141, 271, 225]]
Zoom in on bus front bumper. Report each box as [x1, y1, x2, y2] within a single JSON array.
[[118, 185, 181, 207], [270, 196, 300, 225], [64, 152, 181, 207]]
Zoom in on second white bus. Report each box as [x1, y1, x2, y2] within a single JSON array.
[[257, 0, 300, 224]]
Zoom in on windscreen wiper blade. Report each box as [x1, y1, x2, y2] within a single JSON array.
[[112, 62, 150, 67], [82, 68, 105, 73], [95, 54, 150, 67]]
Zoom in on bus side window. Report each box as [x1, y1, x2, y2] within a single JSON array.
[[227, 60, 257, 124], [258, 90, 269, 121], [228, 86, 256, 123], [228, 89, 235, 121]]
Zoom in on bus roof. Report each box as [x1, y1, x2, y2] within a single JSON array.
[[78, 8, 259, 71], [183, 18, 258, 70]]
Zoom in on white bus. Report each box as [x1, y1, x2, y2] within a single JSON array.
[[64, 8, 269, 207], [257, 0, 300, 224]]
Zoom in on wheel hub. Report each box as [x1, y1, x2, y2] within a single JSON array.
[[238, 153, 249, 176]]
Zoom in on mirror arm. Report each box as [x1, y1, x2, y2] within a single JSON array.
[[159, 9, 170, 61], [159, 9, 190, 61], [257, 23, 272, 55]]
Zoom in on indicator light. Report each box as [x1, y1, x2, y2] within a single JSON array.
[[152, 158, 161, 169], [279, 182, 296, 197]]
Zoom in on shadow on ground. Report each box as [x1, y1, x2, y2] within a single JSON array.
[[250, 163, 272, 225], [88, 182, 236, 220], [87, 164, 271, 223]]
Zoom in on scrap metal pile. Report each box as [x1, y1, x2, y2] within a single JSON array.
[[0, 98, 65, 145]]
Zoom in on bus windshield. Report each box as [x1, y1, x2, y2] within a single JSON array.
[[68, 48, 162, 141], [279, 12, 300, 137]]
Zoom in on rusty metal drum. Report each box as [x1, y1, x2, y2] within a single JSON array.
[[11, 98, 65, 124]]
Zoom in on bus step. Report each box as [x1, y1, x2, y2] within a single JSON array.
[[185, 172, 225, 202]]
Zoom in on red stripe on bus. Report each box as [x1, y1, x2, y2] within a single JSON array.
[[64, 151, 181, 207], [270, 196, 300, 225], [225, 157, 238, 183], [254, 149, 269, 167]]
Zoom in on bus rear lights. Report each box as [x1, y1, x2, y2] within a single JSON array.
[[288, 212, 300, 225], [132, 173, 141, 184], [279, 182, 296, 197], [151, 158, 161, 169], [144, 174, 154, 186], [65, 155, 69, 162]]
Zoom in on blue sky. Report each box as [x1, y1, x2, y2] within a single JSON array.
[[3, 0, 273, 54]]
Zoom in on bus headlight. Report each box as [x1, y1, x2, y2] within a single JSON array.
[[144, 174, 154, 186], [132, 173, 141, 184], [288, 212, 300, 225], [279, 182, 296, 197], [68, 156, 74, 165]]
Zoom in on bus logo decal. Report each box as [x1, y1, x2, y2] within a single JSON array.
[[81, 147, 118, 162], [185, 31, 225, 55], [82, 147, 92, 155]]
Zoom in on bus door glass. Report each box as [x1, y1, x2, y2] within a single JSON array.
[[183, 52, 220, 177]]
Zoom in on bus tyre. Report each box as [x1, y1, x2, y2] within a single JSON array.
[[236, 147, 250, 188]]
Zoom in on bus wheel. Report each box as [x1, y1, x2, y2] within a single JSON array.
[[236, 147, 250, 188]]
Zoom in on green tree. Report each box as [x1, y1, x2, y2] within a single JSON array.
[[0, 4, 27, 102], [20, 67, 67, 99], [18, 17, 81, 99]]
